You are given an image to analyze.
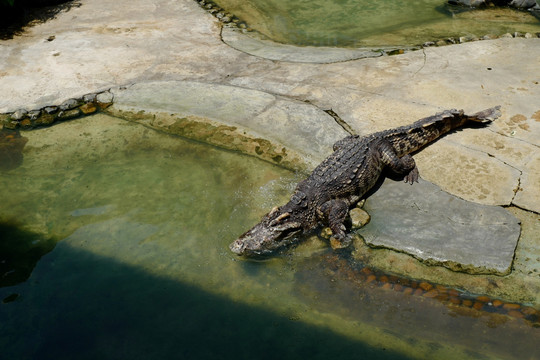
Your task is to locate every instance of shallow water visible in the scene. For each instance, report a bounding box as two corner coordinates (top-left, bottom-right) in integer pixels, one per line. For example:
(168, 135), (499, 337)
(0, 115), (538, 359)
(214, 0), (540, 47)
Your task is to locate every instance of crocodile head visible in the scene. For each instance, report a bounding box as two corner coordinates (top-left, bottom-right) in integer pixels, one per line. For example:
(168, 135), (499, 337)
(229, 206), (303, 257)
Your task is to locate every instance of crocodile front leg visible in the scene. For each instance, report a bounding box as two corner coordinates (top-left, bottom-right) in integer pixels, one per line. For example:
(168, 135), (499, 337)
(379, 140), (419, 184)
(319, 199), (353, 249)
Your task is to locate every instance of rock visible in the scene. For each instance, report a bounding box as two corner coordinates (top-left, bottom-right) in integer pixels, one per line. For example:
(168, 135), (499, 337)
(350, 207), (370, 229)
(503, 303), (521, 310)
(320, 227), (332, 239)
(27, 110), (41, 120)
(35, 113), (56, 126)
(59, 98), (81, 111)
(436, 40), (447, 46)
(20, 119), (32, 129)
(419, 282), (433, 291)
(96, 91), (114, 106)
(79, 102), (98, 115)
(3, 121), (19, 130)
(43, 106), (58, 114)
(358, 178), (521, 275)
(57, 108), (81, 120)
(83, 93), (97, 103)
(11, 109), (27, 121)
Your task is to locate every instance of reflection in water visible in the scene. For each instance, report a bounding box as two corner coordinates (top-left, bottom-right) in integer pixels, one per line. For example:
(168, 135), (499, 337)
(0, 115), (538, 359)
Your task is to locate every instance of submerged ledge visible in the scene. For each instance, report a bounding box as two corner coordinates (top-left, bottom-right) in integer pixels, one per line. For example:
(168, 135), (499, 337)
(222, 25), (540, 64)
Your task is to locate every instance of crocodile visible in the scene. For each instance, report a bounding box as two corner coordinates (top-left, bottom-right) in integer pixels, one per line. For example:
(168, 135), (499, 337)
(230, 106), (501, 257)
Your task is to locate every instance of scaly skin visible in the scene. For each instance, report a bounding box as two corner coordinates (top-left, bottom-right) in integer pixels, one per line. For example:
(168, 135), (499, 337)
(230, 107), (501, 257)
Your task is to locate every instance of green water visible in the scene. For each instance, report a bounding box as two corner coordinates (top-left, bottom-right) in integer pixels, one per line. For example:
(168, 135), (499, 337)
(214, 0), (540, 47)
(0, 115), (538, 359)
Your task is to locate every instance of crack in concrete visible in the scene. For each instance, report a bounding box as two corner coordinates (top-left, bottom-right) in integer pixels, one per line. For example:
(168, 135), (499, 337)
(323, 108), (356, 135)
(487, 128), (540, 149)
(444, 137), (524, 207)
(413, 47), (427, 76)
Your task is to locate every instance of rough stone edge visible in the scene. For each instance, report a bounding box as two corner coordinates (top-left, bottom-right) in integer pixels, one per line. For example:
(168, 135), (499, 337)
(195, 0), (540, 63)
(0, 85), (317, 173)
(363, 239), (517, 276)
(0, 90), (113, 130)
(104, 106), (311, 172)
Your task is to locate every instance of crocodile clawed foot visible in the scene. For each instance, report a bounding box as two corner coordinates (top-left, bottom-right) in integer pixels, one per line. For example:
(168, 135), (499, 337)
(330, 233), (353, 250)
(404, 166), (419, 184)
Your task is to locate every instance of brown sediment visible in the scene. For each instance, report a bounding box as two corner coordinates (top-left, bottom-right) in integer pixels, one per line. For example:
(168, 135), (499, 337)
(320, 252), (540, 326)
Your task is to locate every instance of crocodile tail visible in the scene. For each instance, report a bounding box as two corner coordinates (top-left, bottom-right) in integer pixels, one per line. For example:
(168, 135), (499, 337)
(468, 106), (501, 123)
(384, 106), (501, 156)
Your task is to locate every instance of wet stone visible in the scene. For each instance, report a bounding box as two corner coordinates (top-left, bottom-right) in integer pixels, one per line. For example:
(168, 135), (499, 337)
(80, 102), (98, 115)
(57, 108), (81, 120)
(20, 119), (32, 129)
(357, 178), (521, 275)
(28, 110), (41, 120)
(35, 113), (56, 126)
(59, 98), (81, 111)
(11, 109), (27, 121)
(43, 106), (58, 115)
(350, 207), (370, 229)
(96, 91), (114, 105)
(83, 93), (97, 103)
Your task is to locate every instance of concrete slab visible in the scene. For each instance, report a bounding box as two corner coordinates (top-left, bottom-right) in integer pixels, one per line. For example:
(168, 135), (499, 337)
(359, 178), (521, 275)
(107, 81), (348, 168)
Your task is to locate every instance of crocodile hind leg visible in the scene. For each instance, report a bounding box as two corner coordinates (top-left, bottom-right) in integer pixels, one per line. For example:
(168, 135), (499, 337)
(379, 140), (419, 184)
(319, 199), (353, 249)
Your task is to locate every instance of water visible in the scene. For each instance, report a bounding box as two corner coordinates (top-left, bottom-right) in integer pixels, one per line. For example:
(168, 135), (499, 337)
(213, 0), (540, 47)
(0, 114), (538, 359)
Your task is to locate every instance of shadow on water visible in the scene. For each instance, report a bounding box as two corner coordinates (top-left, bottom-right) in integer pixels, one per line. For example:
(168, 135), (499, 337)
(0, 222), (56, 289)
(0, 241), (411, 360)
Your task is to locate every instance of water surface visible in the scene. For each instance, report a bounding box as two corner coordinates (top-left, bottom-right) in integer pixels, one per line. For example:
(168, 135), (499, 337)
(0, 114), (538, 359)
(214, 0), (540, 47)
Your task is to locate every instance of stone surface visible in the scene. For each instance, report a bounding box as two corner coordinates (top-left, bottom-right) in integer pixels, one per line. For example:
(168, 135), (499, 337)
(513, 152), (540, 211)
(221, 26), (387, 63)
(108, 81), (348, 167)
(413, 141), (521, 205)
(350, 207), (371, 229)
(358, 178), (521, 275)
